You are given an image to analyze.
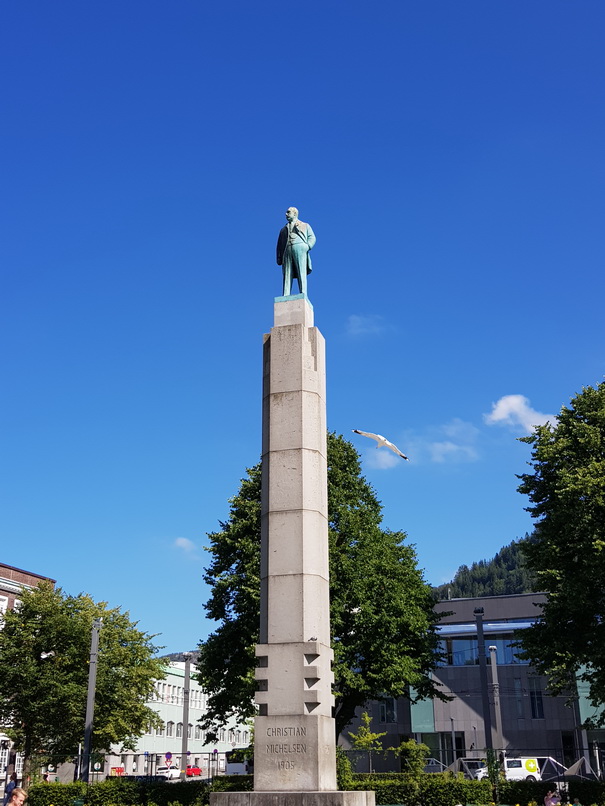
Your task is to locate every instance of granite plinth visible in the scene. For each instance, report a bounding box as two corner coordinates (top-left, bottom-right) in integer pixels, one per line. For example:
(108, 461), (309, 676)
(210, 792), (375, 806)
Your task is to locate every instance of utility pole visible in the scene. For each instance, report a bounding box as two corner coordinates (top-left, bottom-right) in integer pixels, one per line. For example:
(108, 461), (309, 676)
(474, 608), (493, 751)
(489, 645), (504, 754)
(450, 717), (457, 766)
(81, 617), (102, 782)
(180, 654), (192, 781)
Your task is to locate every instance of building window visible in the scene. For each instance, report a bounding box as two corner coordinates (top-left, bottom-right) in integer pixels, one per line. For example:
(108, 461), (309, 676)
(437, 638), (479, 666)
(195, 725), (202, 740)
(379, 698), (397, 723)
(219, 730), (226, 742)
(166, 721), (174, 737)
(529, 677), (544, 719)
(157, 723), (165, 737)
(188, 723), (192, 739)
(437, 634), (528, 666)
(177, 722), (183, 738)
(487, 636), (527, 665)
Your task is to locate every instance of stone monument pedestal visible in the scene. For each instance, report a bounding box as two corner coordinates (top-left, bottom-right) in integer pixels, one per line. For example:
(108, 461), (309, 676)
(210, 296), (374, 806)
(211, 792), (375, 806)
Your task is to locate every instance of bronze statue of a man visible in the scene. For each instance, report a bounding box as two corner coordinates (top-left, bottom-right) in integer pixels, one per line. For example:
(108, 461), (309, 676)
(276, 207), (316, 296)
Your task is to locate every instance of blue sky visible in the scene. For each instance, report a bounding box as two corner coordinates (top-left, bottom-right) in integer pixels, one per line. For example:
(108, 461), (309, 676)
(2, 1), (604, 655)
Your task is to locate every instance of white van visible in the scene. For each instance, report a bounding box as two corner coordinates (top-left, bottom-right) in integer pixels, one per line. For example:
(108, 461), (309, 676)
(476, 756), (541, 782)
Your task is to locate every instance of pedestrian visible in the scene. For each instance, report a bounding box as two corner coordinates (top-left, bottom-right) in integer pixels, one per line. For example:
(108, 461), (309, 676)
(7, 788), (26, 806)
(544, 789), (561, 806)
(2, 774), (17, 806)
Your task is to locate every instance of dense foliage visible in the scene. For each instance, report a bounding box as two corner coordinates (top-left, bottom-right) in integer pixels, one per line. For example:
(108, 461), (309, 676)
(28, 774), (605, 806)
(197, 431), (444, 738)
(433, 537), (536, 600)
(0, 584), (165, 777)
(517, 381), (605, 717)
(26, 778), (212, 806)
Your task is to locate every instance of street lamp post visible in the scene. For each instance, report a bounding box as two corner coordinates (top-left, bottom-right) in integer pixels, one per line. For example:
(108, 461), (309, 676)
(81, 618), (102, 783)
(450, 717), (457, 766)
(474, 608), (493, 751)
(180, 654), (193, 781)
(488, 645), (504, 754)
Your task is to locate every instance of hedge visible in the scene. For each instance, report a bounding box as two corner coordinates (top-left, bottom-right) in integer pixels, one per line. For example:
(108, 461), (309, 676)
(25, 773), (605, 806)
(27, 779), (210, 806)
(351, 773), (493, 805)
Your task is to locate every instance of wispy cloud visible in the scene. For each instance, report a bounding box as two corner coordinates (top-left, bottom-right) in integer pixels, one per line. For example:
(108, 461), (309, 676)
(359, 418), (480, 468)
(484, 394), (555, 432)
(174, 537), (197, 554)
(345, 314), (388, 338)
(404, 418), (481, 465)
(364, 447), (401, 470)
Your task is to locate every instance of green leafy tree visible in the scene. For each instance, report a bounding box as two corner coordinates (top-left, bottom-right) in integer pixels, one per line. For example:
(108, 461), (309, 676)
(517, 381), (605, 714)
(347, 711), (386, 773)
(389, 738), (429, 778)
(0, 583), (165, 779)
(197, 432), (444, 739)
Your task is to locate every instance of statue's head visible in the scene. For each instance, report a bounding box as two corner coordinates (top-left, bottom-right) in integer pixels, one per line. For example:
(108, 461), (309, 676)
(285, 207), (298, 222)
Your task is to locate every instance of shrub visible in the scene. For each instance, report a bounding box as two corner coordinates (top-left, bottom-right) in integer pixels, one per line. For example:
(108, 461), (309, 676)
(208, 775), (253, 793)
(351, 773), (419, 805)
(28, 782), (86, 806)
(417, 774), (492, 806)
(27, 780), (211, 806)
(336, 747), (354, 791)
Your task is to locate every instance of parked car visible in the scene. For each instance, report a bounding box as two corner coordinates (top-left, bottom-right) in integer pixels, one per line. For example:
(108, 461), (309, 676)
(186, 765), (202, 777)
(156, 765), (181, 780)
(476, 756), (541, 782)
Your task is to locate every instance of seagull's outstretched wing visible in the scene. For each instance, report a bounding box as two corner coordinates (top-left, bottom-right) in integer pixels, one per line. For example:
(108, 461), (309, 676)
(352, 429), (409, 461)
(382, 438), (409, 461)
(352, 429), (382, 443)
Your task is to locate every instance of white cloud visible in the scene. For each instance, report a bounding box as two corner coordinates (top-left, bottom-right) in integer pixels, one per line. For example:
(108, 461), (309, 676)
(402, 418), (481, 465)
(345, 314), (387, 338)
(358, 418), (480, 468)
(484, 394), (555, 432)
(364, 447), (401, 470)
(429, 440), (479, 463)
(174, 537), (197, 553)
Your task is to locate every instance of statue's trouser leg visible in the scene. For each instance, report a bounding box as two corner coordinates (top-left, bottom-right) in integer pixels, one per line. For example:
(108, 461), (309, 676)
(282, 262), (292, 296)
(291, 245), (308, 295)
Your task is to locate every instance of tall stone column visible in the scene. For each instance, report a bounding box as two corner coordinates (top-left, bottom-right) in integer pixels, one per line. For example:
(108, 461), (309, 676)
(254, 296), (335, 791)
(210, 295), (374, 806)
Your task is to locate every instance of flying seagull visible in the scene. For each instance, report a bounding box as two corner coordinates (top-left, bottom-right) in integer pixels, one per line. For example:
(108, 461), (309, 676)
(352, 429), (410, 461)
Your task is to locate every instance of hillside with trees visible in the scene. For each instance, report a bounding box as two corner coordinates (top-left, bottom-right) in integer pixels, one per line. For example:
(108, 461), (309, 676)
(433, 536), (536, 600)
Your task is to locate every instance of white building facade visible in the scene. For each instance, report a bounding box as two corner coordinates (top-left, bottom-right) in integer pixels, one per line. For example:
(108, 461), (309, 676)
(106, 661), (251, 778)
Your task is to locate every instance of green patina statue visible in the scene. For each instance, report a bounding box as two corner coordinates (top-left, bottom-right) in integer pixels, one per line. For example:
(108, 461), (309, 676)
(276, 207), (316, 296)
